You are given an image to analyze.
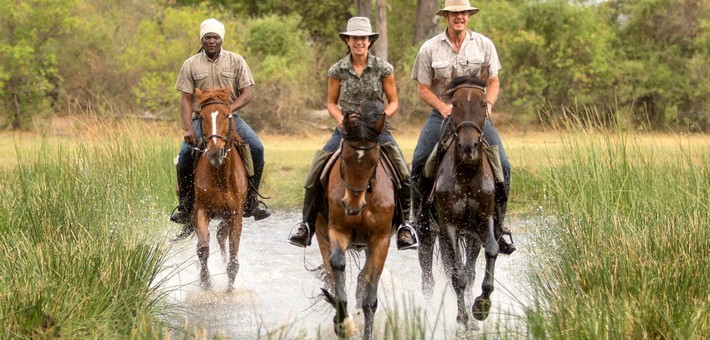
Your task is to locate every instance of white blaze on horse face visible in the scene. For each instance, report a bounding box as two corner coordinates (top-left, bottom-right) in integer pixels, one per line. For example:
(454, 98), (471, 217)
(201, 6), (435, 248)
(210, 111), (219, 143)
(356, 149), (365, 162)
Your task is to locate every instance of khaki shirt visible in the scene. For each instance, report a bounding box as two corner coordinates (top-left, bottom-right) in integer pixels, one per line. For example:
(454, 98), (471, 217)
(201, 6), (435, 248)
(328, 53), (393, 113)
(174, 50), (255, 112)
(411, 29), (501, 100)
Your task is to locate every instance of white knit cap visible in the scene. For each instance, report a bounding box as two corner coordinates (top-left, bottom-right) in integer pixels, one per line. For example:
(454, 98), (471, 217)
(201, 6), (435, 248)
(200, 18), (225, 41)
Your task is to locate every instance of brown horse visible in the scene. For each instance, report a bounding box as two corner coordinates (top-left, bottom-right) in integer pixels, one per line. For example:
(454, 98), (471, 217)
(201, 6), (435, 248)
(191, 85), (249, 292)
(418, 76), (500, 329)
(316, 101), (394, 340)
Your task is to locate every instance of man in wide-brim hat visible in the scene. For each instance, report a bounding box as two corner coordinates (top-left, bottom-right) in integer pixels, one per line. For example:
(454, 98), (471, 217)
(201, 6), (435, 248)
(410, 0), (517, 255)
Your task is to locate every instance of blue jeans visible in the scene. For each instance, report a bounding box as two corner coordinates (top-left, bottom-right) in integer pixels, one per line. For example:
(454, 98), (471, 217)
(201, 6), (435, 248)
(411, 110), (510, 190)
(322, 127), (397, 152)
(177, 112), (265, 187)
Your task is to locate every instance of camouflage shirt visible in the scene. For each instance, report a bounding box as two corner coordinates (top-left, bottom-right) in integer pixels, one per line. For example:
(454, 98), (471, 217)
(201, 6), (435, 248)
(174, 50), (255, 112)
(411, 29), (501, 100)
(328, 53), (393, 113)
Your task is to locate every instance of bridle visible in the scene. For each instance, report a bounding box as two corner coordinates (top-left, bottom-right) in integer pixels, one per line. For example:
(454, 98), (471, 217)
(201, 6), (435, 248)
(194, 100), (235, 161)
(339, 141), (380, 194)
(445, 85), (489, 146)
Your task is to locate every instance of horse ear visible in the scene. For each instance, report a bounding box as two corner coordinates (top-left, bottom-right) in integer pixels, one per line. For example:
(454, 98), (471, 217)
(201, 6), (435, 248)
(194, 88), (203, 99)
(374, 110), (385, 131)
(479, 68), (490, 82)
(451, 68), (459, 80)
(225, 85), (232, 96)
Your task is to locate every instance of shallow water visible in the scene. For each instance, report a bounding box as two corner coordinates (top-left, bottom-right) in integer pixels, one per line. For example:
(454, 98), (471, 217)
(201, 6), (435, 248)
(157, 211), (531, 339)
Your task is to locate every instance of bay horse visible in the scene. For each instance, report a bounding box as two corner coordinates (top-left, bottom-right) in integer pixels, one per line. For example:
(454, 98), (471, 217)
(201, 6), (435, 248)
(191, 85), (249, 292)
(418, 76), (500, 329)
(316, 101), (394, 340)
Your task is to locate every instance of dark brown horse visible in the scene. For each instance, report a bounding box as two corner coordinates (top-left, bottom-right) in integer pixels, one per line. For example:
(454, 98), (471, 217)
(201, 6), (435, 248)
(316, 101), (394, 340)
(418, 76), (500, 329)
(191, 86), (249, 292)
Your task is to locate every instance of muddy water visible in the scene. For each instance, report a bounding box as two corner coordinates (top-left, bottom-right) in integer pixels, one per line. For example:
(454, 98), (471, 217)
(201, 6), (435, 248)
(158, 211), (531, 339)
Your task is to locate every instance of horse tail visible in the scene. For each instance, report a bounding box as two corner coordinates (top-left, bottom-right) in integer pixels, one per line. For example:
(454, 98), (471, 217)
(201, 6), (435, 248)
(321, 287), (336, 308)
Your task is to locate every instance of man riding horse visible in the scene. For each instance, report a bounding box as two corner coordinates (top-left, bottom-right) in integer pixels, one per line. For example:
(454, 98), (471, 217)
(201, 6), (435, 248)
(410, 0), (515, 255)
(171, 18), (271, 240)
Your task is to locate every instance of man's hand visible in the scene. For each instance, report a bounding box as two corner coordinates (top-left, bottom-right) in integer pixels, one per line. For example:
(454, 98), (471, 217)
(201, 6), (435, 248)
(183, 128), (196, 146)
(439, 103), (453, 118)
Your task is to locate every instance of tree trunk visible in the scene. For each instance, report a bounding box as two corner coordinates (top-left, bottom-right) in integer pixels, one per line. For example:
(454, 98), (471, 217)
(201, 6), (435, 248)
(355, 0), (372, 18)
(414, 0), (440, 43)
(372, 0), (388, 60)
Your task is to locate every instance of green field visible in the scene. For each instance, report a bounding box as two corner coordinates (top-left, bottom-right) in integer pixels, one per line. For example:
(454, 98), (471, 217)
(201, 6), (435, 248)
(0, 117), (707, 337)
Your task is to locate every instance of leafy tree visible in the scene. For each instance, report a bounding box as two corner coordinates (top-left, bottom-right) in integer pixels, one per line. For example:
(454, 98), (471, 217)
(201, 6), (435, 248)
(242, 14), (321, 133)
(492, 0), (617, 120)
(0, 0), (78, 129)
(611, 0), (710, 129)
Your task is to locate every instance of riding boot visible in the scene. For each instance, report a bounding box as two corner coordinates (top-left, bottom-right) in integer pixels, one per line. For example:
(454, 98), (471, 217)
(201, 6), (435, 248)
(170, 165), (195, 241)
(396, 180), (419, 250)
(243, 165), (271, 221)
(288, 186), (320, 248)
(494, 182), (516, 255)
(243, 178), (271, 221)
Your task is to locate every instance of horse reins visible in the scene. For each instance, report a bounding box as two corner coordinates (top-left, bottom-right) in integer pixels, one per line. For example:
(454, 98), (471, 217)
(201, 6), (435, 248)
(339, 141), (379, 194)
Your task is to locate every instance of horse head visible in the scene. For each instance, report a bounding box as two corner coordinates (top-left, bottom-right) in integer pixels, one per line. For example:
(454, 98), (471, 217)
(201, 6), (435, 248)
(195, 85), (238, 167)
(444, 76), (488, 164)
(339, 100), (385, 216)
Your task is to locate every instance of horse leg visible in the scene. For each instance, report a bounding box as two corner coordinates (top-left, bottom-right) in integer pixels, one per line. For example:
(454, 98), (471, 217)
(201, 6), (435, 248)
(473, 216), (498, 321)
(357, 235), (389, 340)
(328, 231), (354, 338)
(217, 220), (229, 263)
(439, 227), (469, 328)
(464, 236), (482, 301)
(417, 219), (436, 300)
(226, 216), (243, 293)
(195, 210), (211, 289)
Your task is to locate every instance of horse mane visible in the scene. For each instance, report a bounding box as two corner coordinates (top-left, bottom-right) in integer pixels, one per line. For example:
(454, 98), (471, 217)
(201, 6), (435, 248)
(341, 100), (387, 143)
(198, 87), (231, 107)
(442, 76), (487, 100)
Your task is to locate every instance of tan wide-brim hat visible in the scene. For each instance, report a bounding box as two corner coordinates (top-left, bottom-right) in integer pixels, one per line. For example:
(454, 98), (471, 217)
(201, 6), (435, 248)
(339, 17), (379, 45)
(436, 0), (480, 16)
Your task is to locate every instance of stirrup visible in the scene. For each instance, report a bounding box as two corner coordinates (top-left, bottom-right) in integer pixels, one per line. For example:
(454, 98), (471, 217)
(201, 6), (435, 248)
(396, 222), (419, 250)
(287, 222), (312, 248)
(170, 223), (195, 242)
(497, 234), (516, 255)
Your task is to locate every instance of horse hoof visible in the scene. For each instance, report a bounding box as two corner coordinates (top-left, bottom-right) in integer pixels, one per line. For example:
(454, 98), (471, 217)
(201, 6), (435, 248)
(472, 297), (491, 321)
(334, 315), (355, 338)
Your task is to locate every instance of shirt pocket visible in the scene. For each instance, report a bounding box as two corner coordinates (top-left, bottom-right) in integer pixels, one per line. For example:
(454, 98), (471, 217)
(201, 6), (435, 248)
(432, 60), (452, 81)
(462, 54), (485, 77)
(193, 72), (208, 81)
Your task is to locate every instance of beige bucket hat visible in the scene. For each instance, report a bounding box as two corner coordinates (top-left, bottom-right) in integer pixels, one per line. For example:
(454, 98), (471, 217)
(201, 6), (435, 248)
(436, 0), (480, 16)
(339, 17), (379, 44)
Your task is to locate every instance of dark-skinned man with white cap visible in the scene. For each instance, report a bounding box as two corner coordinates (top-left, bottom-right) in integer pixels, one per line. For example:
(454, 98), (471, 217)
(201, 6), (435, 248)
(170, 18), (270, 240)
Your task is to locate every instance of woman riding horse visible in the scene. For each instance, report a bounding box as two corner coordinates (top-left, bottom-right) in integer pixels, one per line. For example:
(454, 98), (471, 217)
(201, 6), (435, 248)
(316, 100), (395, 340)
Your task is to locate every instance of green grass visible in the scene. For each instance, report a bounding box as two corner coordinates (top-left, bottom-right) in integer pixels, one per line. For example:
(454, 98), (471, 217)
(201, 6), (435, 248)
(0, 115), (707, 337)
(521, 128), (709, 338)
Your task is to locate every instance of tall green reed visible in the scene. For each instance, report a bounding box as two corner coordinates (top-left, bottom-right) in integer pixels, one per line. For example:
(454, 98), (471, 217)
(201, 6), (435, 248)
(524, 109), (708, 338)
(0, 118), (178, 337)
